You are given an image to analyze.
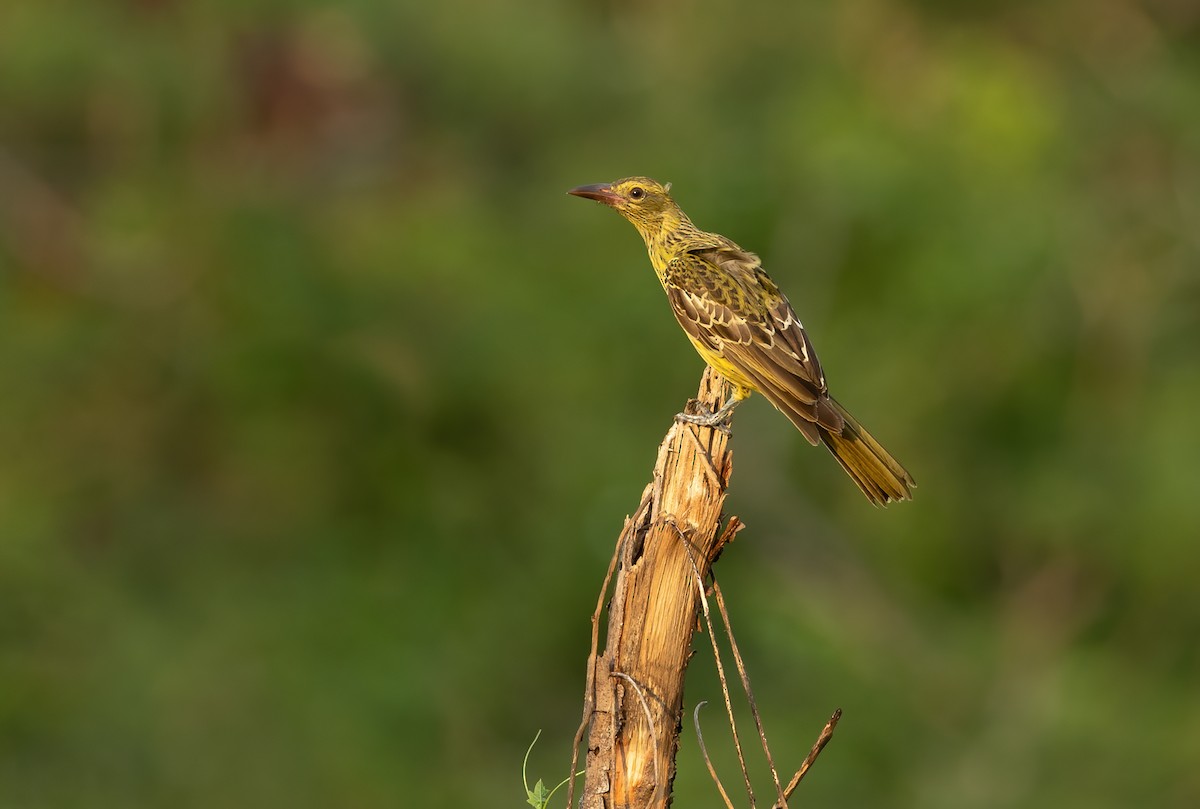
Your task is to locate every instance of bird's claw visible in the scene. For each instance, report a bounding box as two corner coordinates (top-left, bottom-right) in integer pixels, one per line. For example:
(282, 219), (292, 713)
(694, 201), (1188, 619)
(675, 408), (732, 435)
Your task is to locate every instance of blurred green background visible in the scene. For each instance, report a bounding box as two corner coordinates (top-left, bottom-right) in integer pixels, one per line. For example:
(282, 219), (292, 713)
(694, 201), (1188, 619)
(2, 0), (1199, 806)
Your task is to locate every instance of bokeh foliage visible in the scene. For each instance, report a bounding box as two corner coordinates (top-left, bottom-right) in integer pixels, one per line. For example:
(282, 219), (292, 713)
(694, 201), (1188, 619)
(2, 0), (1199, 806)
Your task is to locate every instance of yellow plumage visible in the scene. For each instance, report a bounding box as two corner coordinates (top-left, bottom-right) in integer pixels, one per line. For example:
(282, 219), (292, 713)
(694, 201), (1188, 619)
(569, 177), (915, 505)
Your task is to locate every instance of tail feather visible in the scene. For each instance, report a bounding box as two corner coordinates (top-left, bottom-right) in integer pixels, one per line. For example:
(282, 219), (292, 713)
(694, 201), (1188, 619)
(817, 398), (914, 506)
(743, 370), (915, 505)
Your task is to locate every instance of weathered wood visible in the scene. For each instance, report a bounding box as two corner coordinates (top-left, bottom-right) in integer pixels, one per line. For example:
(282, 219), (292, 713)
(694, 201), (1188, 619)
(579, 368), (737, 809)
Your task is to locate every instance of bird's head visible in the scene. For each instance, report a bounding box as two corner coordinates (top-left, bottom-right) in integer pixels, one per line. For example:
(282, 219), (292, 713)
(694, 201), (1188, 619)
(568, 177), (683, 239)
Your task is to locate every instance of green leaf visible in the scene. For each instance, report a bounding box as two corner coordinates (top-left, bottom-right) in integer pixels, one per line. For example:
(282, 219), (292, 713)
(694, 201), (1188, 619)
(526, 778), (552, 808)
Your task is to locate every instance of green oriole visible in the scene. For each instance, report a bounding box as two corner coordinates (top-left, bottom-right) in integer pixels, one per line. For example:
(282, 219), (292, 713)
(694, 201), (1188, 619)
(569, 176), (914, 505)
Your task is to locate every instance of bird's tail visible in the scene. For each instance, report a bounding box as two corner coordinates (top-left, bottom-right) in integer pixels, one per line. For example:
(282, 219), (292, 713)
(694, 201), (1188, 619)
(818, 398), (915, 506)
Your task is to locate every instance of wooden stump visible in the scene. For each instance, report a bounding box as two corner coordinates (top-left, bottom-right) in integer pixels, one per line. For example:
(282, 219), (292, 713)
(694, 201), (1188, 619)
(578, 368), (738, 809)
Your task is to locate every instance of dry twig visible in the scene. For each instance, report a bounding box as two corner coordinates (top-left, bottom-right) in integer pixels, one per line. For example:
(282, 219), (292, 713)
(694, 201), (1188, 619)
(692, 701), (737, 809)
(566, 538), (622, 809)
(678, 525), (757, 808)
(774, 709), (843, 808)
(613, 672), (662, 807)
(713, 581), (789, 807)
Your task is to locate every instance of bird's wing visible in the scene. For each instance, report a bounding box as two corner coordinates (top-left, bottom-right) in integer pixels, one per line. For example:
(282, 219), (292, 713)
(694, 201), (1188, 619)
(664, 246), (843, 432)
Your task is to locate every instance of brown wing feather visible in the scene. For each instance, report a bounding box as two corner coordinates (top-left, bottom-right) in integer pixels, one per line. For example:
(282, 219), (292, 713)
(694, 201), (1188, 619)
(665, 249), (843, 433)
(662, 243), (914, 504)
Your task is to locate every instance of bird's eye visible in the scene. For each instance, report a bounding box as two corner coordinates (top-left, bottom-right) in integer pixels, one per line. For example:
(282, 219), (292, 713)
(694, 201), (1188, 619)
(629, 186), (645, 200)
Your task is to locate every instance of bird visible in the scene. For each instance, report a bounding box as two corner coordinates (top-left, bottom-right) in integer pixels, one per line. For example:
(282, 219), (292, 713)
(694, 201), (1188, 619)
(568, 176), (915, 505)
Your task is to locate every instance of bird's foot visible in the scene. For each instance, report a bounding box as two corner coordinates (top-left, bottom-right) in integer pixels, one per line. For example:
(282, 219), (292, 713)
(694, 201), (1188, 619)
(675, 409), (732, 434)
(674, 396), (741, 434)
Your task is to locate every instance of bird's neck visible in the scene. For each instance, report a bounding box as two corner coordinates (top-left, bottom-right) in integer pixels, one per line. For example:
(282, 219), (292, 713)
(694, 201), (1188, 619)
(639, 209), (700, 265)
